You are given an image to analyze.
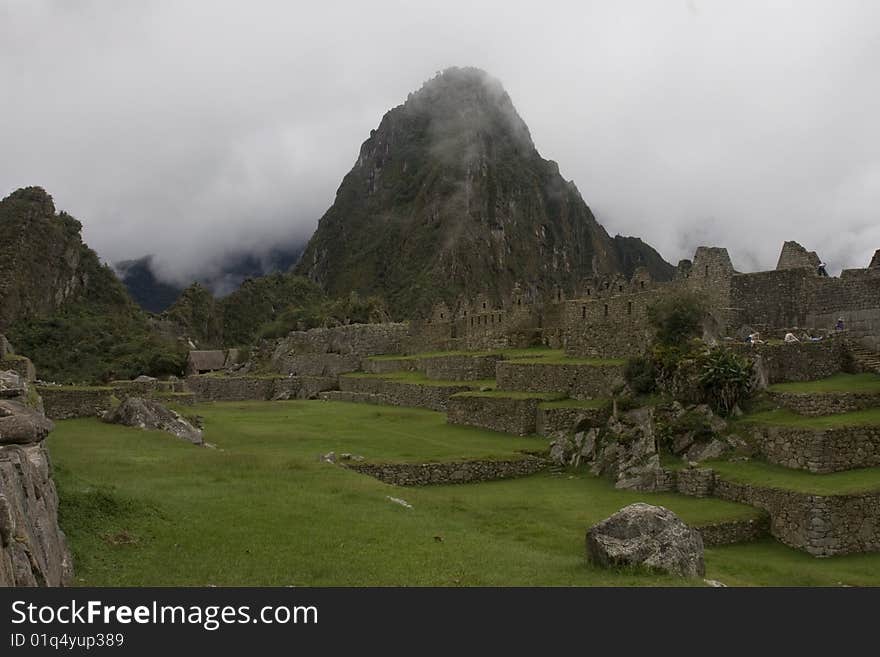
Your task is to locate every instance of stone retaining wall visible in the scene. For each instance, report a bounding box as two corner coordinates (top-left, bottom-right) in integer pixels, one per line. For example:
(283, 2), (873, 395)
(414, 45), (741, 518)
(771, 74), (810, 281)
(713, 478), (880, 557)
(362, 354), (501, 381)
(319, 391), (385, 405)
(109, 379), (185, 396)
(535, 405), (610, 437)
(185, 375), (336, 402)
(769, 391), (880, 416)
(676, 467), (716, 497)
(154, 392), (196, 407)
(0, 356), (35, 382)
(38, 386), (114, 420)
(271, 353), (362, 377)
(338, 377), (471, 412)
(272, 323), (410, 359)
(696, 516), (771, 547)
(345, 457), (547, 486)
(361, 358), (418, 375)
(496, 362), (624, 399)
(420, 354), (502, 381)
(733, 340), (848, 384)
(446, 394), (545, 436)
(750, 425), (880, 473)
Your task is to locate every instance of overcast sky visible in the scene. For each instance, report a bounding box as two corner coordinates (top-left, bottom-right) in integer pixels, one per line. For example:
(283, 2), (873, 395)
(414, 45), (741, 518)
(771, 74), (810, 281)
(2, 0), (879, 284)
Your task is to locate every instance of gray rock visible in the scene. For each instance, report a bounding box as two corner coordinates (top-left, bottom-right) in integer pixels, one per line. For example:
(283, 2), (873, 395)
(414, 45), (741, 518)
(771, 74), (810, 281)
(586, 503), (705, 577)
(686, 438), (729, 463)
(0, 334), (13, 359)
(0, 443), (73, 586)
(102, 397), (203, 445)
(593, 408), (666, 491)
(134, 375), (157, 382)
(0, 400), (54, 445)
(691, 404), (727, 433)
(549, 435), (574, 466)
(672, 431), (696, 455)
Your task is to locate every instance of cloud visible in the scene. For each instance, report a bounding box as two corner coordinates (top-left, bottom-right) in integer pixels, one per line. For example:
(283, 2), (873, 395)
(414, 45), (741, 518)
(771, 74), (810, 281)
(1, 0), (879, 284)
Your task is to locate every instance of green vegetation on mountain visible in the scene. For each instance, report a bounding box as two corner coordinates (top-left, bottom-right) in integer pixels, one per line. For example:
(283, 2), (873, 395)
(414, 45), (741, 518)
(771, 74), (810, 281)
(162, 273), (388, 347)
(0, 187), (185, 382)
(296, 67), (673, 318)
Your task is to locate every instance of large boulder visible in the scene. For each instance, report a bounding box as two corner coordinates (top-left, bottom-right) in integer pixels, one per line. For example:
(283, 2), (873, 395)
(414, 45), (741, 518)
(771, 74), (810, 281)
(0, 400), (54, 445)
(0, 443), (73, 586)
(586, 503), (705, 577)
(103, 397), (203, 445)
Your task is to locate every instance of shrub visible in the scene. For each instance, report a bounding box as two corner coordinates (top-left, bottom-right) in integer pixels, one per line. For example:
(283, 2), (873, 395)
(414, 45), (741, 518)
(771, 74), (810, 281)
(648, 293), (705, 347)
(697, 348), (753, 415)
(624, 355), (656, 394)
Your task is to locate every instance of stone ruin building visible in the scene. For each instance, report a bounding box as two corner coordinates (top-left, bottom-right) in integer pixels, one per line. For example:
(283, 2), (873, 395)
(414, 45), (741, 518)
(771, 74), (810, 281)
(410, 241), (880, 358)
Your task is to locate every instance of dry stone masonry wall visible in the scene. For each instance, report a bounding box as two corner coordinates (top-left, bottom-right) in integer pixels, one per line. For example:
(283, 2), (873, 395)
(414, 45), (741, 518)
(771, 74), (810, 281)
(769, 391), (880, 416)
(535, 405), (610, 437)
(446, 394), (546, 436)
(496, 362), (623, 399)
(38, 386), (114, 420)
(345, 457), (547, 486)
(185, 375), (335, 402)
(338, 377), (472, 412)
(713, 479), (880, 557)
(749, 425), (880, 473)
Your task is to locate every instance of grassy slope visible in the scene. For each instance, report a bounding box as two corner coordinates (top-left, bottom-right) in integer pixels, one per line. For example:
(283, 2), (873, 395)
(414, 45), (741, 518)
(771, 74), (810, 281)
(343, 371), (495, 388)
(768, 373), (880, 394)
(367, 347), (562, 361)
(45, 400), (827, 587)
(738, 408), (880, 428)
(454, 390), (563, 400)
(367, 347), (624, 367)
(707, 460), (880, 495)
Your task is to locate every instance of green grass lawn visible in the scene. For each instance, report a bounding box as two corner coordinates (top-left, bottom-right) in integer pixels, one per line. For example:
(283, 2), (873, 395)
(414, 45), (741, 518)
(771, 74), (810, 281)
(453, 390), (564, 400)
(342, 371), (495, 389)
(737, 407), (880, 428)
(768, 373), (880, 394)
(505, 354), (626, 366)
(366, 347), (623, 366)
(705, 459), (880, 495)
(46, 400), (880, 586)
(368, 347), (561, 362)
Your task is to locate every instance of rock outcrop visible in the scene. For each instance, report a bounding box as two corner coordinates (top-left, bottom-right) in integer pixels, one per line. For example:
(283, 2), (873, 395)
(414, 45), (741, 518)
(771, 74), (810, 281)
(0, 400), (54, 444)
(588, 408), (668, 491)
(102, 397), (203, 444)
(0, 397), (72, 586)
(586, 503), (705, 577)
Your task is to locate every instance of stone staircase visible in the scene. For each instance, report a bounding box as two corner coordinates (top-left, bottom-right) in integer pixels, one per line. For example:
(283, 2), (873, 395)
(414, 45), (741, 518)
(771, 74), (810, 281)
(849, 344), (880, 373)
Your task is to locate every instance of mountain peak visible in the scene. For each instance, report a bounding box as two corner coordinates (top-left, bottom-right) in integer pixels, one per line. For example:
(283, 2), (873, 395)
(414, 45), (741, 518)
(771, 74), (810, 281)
(2, 186), (56, 216)
(295, 70), (672, 316)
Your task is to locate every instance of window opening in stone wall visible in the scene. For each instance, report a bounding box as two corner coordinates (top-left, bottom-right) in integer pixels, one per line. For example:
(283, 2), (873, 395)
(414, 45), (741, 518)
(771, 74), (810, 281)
(604, 304), (609, 317)
(582, 306), (586, 319)
(627, 301), (632, 315)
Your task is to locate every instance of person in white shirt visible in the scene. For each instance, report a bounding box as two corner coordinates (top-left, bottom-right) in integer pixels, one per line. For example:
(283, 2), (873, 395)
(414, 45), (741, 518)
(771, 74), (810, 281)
(784, 332), (800, 343)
